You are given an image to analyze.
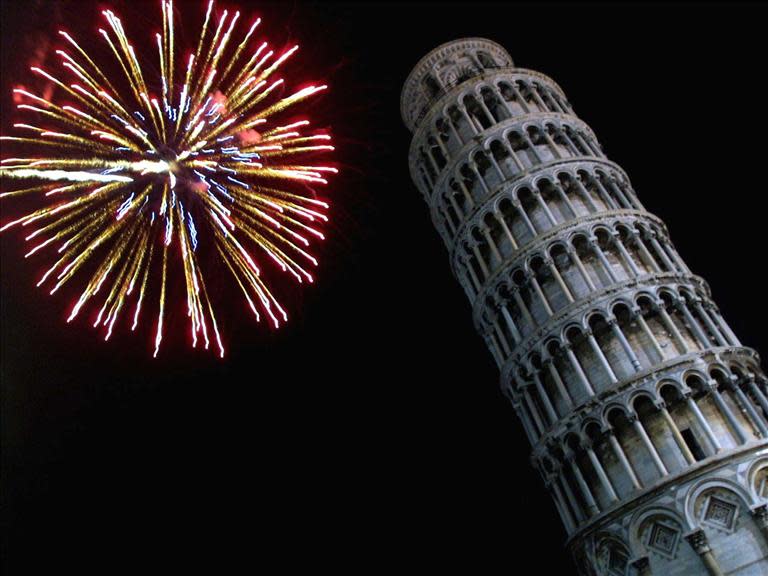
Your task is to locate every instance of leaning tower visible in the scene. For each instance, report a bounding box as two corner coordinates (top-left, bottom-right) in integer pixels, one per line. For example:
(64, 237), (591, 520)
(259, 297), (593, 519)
(402, 38), (768, 575)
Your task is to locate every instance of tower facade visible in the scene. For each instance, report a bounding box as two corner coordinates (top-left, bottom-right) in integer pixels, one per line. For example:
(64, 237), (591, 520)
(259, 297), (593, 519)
(402, 38), (768, 575)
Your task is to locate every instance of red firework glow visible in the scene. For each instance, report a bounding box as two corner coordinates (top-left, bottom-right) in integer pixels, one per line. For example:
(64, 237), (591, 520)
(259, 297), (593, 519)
(0, 0), (336, 358)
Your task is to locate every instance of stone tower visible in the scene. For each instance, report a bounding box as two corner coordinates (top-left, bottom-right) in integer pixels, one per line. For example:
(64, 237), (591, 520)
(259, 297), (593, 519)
(401, 38), (768, 575)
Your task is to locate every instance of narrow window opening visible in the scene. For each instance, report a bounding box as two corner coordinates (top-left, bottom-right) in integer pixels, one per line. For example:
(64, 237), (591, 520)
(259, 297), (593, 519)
(681, 428), (706, 461)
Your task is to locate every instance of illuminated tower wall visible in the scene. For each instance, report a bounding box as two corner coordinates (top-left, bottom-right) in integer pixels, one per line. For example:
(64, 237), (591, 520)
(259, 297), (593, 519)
(402, 38), (768, 575)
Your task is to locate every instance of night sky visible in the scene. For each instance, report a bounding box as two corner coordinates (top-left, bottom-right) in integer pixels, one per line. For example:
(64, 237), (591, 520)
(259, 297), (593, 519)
(2, 1), (767, 572)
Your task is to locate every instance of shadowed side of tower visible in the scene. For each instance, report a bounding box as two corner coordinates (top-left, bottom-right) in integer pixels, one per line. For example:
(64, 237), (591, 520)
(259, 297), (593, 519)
(402, 38), (768, 576)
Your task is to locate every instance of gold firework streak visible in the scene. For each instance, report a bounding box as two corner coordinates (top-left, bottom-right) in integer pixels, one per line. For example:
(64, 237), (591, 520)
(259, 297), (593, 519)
(0, 0), (336, 357)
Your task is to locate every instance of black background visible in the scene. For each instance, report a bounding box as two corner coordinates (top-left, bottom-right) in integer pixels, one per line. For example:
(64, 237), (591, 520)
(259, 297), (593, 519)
(2, 1), (767, 572)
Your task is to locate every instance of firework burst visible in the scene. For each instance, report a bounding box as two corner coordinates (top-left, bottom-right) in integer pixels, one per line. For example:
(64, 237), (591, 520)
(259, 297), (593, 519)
(0, 0), (336, 357)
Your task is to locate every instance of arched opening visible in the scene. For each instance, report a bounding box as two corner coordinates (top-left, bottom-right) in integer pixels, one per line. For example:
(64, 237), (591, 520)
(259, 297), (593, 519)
(566, 325), (604, 393)
(531, 255), (566, 313)
(427, 135), (446, 170)
(595, 227), (628, 283)
(500, 282), (531, 338)
(572, 234), (602, 290)
(596, 170), (628, 209)
(471, 227), (493, 276)
(435, 116), (458, 156)
(633, 394), (685, 475)
(617, 224), (650, 276)
(638, 226), (672, 272)
(476, 51), (497, 69)
(489, 139), (519, 179)
(607, 407), (655, 487)
(545, 122), (573, 157)
(686, 373), (739, 451)
(448, 179), (468, 217)
(547, 242), (581, 300)
(418, 148), (437, 184)
(556, 172), (588, 216)
(497, 81), (525, 115)
(564, 125), (591, 156)
(513, 268), (546, 327)
(462, 93), (492, 131)
(612, 302), (649, 371)
(517, 187), (546, 234)
(516, 80), (542, 112)
(537, 178), (566, 224)
(636, 294), (673, 362)
(484, 212), (509, 260)
(659, 291), (699, 352)
(473, 149), (498, 191)
(661, 383), (707, 462)
(527, 125), (553, 163)
(712, 368), (762, 441)
(733, 365), (768, 422)
(508, 129), (535, 170)
(585, 313), (622, 386)
(480, 86), (508, 123)
(447, 104), (472, 142)
(464, 241), (486, 285)
(530, 352), (562, 420)
(460, 163), (481, 200)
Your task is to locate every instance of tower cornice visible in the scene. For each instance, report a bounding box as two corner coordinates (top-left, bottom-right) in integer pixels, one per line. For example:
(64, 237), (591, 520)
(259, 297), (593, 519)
(444, 159), (634, 264)
(492, 272), (712, 369)
(410, 111), (599, 202)
(465, 209), (672, 310)
(519, 346), (761, 445)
